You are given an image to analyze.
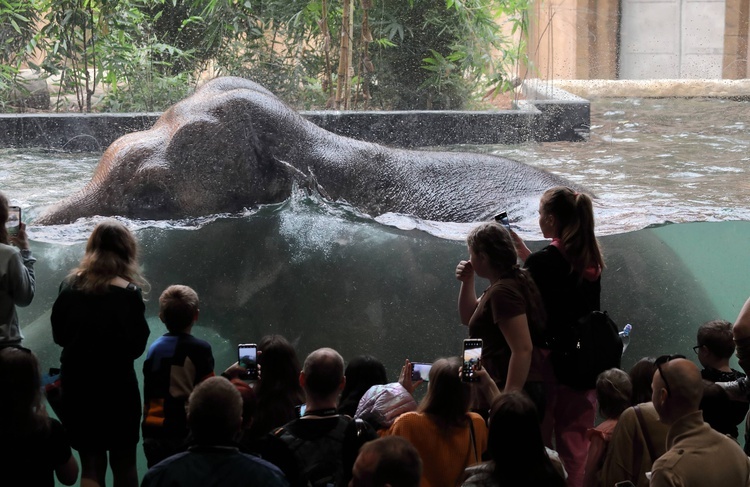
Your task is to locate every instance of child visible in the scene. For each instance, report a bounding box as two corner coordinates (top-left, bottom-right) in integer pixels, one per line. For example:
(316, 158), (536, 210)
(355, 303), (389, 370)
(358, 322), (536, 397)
(583, 368), (632, 487)
(142, 285), (215, 467)
(695, 319), (749, 439)
(0, 347), (79, 486)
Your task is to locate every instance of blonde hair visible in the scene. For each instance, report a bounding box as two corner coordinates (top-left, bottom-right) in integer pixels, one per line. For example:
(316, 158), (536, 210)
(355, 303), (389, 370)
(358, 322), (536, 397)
(68, 220), (148, 294)
(541, 187), (604, 273)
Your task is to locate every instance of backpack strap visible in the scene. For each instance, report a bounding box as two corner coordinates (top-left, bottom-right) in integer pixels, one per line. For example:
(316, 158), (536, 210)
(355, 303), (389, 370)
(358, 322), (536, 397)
(468, 415), (478, 464)
(633, 404), (657, 463)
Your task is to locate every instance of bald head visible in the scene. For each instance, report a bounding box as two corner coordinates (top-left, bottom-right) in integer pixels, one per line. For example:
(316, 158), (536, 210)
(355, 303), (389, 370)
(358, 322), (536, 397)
(652, 358), (703, 424)
(302, 347), (345, 399)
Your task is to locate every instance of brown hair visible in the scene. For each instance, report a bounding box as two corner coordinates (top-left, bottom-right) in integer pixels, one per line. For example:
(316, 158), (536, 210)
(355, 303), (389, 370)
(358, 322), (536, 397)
(697, 319), (735, 359)
(67, 220), (148, 294)
(467, 222), (546, 336)
(0, 347), (50, 438)
(418, 357), (471, 429)
(541, 187), (604, 273)
(0, 192), (9, 245)
(159, 285), (199, 332)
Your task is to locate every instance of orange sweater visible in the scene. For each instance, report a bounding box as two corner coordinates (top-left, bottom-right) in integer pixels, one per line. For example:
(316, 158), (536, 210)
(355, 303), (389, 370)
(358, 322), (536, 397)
(387, 411), (488, 487)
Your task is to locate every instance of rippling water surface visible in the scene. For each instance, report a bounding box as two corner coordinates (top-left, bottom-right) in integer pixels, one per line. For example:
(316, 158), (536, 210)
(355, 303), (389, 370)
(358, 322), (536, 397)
(2, 96), (749, 241)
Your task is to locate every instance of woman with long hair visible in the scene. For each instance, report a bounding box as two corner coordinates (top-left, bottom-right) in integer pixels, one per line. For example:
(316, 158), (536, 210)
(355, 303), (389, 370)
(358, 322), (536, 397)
(462, 391), (566, 487)
(51, 220), (150, 487)
(513, 186), (604, 487)
(0, 347), (79, 486)
(246, 334), (305, 442)
(456, 221), (546, 408)
(387, 357), (488, 487)
(0, 192), (36, 348)
(338, 355), (388, 417)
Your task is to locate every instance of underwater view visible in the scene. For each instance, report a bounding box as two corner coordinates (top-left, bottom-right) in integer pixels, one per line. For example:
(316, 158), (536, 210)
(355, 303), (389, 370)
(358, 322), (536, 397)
(1, 96), (749, 481)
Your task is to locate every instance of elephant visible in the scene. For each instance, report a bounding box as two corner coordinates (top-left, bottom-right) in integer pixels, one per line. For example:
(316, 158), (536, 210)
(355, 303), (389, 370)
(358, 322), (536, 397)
(38, 76), (580, 224)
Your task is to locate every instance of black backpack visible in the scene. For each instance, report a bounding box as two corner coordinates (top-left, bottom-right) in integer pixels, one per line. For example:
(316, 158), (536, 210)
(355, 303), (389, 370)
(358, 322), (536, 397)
(274, 416), (352, 487)
(551, 310), (623, 390)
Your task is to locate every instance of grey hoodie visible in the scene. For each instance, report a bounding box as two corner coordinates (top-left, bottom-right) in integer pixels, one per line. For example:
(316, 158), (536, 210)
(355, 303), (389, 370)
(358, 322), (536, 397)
(0, 244), (35, 345)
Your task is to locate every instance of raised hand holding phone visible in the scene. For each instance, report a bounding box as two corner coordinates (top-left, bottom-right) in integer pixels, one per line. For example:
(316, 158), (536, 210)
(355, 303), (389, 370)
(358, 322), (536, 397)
(461, 339), (483, 383)
(237, 343), (259, 380)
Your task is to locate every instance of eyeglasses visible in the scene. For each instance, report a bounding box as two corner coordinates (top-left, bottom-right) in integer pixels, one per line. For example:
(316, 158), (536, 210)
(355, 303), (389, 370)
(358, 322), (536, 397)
(692, 345), (702, 354)
(655, 354), (686, 396)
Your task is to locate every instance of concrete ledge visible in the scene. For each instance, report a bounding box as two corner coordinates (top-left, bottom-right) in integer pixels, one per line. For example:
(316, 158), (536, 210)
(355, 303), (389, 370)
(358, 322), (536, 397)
(550, 79), (750, 99)
(0, 80), (589, 150)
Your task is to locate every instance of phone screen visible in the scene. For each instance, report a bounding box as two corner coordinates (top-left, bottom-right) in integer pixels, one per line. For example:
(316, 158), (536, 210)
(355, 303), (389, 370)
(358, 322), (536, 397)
(494, 211), (510, 231)
(462, 339), (483, 382)
(411, 362), (432, 382)
(6, 206), (21, 236)
(237, 343), (258, 380)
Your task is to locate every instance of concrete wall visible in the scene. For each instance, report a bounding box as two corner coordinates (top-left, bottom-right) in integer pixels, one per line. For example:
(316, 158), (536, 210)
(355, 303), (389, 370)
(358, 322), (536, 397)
(527, 0), (750, 79)
(620, 0), (725, 78)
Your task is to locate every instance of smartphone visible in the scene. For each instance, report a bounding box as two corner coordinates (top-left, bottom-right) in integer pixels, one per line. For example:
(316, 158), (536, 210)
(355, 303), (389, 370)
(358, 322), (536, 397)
(493, 211), (510, 231)
(462, 339), (483, 382)
(296, 404), (307, 417)
(411, 362), (432, 382)
(6, 206), (21, 237)
(237, 343), (258, 380)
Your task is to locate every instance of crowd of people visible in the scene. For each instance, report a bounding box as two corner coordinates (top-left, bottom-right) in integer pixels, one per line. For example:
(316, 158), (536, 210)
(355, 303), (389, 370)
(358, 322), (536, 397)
(2, 187), (750, 487)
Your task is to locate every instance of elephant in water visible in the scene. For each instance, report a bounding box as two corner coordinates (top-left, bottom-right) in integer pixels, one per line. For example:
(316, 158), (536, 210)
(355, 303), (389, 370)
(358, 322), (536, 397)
(38, 77), (578, 224)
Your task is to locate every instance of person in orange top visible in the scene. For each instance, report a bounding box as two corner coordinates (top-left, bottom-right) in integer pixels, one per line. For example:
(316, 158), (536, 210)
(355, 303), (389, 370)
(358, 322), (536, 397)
(386, 357), (488, 487)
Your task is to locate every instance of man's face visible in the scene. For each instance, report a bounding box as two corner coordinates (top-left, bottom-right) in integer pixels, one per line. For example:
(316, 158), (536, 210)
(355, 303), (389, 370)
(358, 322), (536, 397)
(349, 450), (380, 487)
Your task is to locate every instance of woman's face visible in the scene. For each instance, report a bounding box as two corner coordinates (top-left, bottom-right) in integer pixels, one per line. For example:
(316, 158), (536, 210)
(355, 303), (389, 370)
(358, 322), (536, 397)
(468, 245), (488, 279)
(538, 200), (556, 239)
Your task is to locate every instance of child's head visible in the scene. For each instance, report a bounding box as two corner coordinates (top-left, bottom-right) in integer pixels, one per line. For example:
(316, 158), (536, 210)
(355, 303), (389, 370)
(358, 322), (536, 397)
(159, 285), (199, 333)
(696, 319), (735, 366)
(596, 368), (632, 419)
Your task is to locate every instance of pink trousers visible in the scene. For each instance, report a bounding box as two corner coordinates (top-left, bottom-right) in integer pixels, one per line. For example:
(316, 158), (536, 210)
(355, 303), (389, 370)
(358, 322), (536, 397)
(541, 374), (598, 487)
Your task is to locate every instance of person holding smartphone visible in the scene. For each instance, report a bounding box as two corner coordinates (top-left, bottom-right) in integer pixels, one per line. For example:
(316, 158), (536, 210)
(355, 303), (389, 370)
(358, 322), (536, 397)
(455, 221), (546, 409)
(511, 186), (604, 487)
(0, 192), (36, 349)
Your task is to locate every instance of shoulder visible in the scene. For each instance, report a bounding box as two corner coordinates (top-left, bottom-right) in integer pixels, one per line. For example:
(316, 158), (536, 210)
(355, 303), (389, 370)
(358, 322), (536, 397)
(468, 412), (487, 429)
(389, 411), (424, 432)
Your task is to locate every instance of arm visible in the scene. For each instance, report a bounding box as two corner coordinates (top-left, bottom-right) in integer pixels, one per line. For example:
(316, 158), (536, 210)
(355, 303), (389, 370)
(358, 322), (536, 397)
(51, 287), (72, 347)
(7, 249), (35, 307)
(733, 296), (750, 340)
(510, 230), (531, 262)
(456, 260), (478, 325)
(499, 314), (533, 392)
(126, 290), (150, 359)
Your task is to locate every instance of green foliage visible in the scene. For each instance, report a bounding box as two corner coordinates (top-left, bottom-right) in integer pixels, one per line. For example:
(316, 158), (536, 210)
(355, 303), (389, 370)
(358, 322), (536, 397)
(0, 0), (530, 112)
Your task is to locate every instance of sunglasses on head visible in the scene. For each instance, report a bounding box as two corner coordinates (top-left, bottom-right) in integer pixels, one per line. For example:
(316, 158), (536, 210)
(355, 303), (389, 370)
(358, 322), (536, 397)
(655, 354), (686, 396)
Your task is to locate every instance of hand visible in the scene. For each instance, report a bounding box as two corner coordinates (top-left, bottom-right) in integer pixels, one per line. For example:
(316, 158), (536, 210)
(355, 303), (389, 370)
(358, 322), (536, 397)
(509, 230), (530, 261)
(398, 359), (423, 394)
(223, 362), (262, 382)
(455, 260), (474, 282)
(9, 222), (30, 250)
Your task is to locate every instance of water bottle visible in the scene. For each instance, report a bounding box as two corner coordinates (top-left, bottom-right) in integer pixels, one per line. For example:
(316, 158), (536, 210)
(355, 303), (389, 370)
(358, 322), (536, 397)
(619, 324), (632, 354)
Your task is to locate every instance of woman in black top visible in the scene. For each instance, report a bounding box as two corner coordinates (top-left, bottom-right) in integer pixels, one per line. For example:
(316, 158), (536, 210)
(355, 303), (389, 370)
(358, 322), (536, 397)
(52, 220), (150, 487)
(513, 186), (604, 487)
(0, 347), (79, 486)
